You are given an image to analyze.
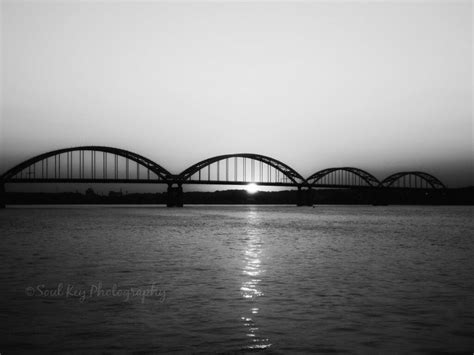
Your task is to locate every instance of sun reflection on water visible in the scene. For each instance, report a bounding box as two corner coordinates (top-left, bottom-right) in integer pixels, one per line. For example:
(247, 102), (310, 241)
(240, 209), (271, 350)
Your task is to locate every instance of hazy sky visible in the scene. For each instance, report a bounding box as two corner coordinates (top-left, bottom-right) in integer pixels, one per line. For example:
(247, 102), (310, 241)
(1, 0), (472, 187)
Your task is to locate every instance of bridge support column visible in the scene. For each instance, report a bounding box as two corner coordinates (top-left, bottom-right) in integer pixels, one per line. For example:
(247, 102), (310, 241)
(0, 182), (5, 208)
(167, 183), (183, 207)
(297, 186), (312, 206)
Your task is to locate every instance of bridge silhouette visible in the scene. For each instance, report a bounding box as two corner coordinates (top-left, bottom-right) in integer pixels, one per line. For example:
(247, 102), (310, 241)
(0, 146), (446, 207)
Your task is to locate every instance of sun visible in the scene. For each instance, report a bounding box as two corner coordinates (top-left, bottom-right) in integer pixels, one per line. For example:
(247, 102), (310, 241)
(246, 183), (259, 194)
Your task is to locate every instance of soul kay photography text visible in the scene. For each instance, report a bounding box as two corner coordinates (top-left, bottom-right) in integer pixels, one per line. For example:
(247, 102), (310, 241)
(25, 282), (166, 304)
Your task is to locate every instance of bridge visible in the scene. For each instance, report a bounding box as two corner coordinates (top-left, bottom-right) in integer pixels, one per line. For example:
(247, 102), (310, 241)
(0, 146), (447, 207)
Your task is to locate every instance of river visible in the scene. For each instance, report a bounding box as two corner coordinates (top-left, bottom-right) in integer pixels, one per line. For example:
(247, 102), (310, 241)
(0, 205), (472, 353)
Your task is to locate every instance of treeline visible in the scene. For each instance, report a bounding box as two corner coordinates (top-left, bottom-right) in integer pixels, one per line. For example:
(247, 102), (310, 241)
(3, 187), (473, 205)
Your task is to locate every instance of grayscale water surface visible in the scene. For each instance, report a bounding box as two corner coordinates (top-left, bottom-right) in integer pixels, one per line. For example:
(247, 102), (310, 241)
(0, 205), (473, 353)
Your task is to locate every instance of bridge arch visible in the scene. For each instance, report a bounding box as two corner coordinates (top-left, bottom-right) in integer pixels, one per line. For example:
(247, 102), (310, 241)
(380, 172), (446, 189)
(306, 167), (380, 187)
(178, 153), (306, 186)
(1, 146), (171, 182)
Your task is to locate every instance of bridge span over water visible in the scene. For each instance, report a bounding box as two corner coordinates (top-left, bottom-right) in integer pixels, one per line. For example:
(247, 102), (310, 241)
(0, 146), (446, 207)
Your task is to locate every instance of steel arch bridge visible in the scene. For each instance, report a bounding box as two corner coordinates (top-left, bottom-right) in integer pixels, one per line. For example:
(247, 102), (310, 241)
(0, 145), (448, 207)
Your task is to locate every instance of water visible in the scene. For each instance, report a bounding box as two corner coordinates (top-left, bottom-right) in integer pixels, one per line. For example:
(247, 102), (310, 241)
(0, 205), (473, 353)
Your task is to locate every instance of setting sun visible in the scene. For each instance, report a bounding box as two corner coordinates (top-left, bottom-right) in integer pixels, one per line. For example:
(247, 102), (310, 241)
(246, 183), (259, 194)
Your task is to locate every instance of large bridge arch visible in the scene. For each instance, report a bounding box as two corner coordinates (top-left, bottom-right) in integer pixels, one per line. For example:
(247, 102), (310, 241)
(0, 146), (171, 183)
(381, 172), (446, 189)
(178, 153), (306, 186)
(306, 167), (380, 187)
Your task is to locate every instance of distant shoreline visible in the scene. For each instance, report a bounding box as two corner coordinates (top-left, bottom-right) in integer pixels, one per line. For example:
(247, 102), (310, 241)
(3, 187), (473, 206)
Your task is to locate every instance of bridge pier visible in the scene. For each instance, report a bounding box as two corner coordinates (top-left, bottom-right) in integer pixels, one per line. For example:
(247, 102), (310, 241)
(167, 183), (183, 207)
(372, 187), (389, 206)
(297, 186), (313, 206)
(0, 182), (5, 208)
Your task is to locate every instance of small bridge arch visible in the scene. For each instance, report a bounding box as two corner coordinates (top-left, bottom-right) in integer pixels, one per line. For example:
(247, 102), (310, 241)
(306, 167), (380, 187)
(380, 172), (446, 189)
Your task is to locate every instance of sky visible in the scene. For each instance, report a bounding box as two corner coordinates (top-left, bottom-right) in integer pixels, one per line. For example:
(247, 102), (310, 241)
(1, 0), (473, 189)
